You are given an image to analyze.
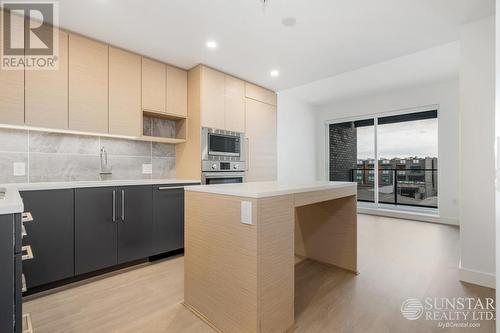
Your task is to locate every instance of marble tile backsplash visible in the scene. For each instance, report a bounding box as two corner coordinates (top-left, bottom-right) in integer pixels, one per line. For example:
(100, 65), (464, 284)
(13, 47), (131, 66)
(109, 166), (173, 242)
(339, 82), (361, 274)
(143, 116), (177, 138)
(0, 128), (176, 184)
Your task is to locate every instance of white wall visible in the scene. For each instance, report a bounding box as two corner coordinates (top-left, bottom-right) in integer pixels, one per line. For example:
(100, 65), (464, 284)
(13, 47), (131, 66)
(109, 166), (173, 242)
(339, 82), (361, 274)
(315, 79), (460, 224)
(459, 15), (495, 288)
(276, 92), (317, 182)
(495, 0), (500, 325)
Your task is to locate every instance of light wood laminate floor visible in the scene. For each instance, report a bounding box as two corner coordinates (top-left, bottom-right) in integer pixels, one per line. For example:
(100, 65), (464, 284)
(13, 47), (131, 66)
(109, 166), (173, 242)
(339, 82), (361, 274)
(24, 215), (495, 333)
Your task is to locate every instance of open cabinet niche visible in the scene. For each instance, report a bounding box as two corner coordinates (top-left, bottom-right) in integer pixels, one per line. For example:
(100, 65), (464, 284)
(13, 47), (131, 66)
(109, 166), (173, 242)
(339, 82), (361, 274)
(142, 114), (187, 143)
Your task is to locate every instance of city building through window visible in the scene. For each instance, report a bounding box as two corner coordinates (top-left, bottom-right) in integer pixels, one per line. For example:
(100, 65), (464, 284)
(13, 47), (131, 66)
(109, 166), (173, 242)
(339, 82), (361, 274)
(328, 109), (438, 209)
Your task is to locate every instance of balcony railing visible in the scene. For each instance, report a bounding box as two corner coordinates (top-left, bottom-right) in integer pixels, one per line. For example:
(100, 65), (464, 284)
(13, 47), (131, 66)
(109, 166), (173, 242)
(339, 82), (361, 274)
(350, 168), (438, 209)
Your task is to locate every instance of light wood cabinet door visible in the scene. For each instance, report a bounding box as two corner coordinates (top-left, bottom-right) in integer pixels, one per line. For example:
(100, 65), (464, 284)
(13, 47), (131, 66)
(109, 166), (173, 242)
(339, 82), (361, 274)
(142, 57), (166, 113)
(224, 75), (245, 133)
(109, 47), (141, 136)
(245, 82), (277, 106)
(0, 12), (24, 125)
(201, 66), (225, 129)
(245, 98), (277, 182)
(69, 34), (108, 133)
(166, 65), (187, 117)
(26, 29), (68, 129)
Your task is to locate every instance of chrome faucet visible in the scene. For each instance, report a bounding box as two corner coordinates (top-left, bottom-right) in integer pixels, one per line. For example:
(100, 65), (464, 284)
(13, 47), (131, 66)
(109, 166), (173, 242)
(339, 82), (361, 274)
(99, 146), (112, 175)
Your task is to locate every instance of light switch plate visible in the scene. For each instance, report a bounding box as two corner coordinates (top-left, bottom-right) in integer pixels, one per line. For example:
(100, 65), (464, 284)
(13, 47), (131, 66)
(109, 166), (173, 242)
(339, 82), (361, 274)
(13, 162), (25, 176)
(241, 201), (252, 225)
(142, 163), (153, 174)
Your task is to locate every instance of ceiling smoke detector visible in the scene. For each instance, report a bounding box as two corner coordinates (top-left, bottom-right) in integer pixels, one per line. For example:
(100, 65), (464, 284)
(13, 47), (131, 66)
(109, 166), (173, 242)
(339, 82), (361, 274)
(261, 0), (271, 7)
(282, 17), (297, 27)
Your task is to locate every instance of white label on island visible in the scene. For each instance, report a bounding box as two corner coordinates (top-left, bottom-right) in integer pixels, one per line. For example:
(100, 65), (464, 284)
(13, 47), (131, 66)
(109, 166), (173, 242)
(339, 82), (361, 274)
(241, 201), (252, 225)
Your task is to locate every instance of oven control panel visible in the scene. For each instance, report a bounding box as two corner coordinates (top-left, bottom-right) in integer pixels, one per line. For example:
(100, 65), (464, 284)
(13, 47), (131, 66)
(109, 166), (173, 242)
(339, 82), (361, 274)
(202, 160), (246, 172)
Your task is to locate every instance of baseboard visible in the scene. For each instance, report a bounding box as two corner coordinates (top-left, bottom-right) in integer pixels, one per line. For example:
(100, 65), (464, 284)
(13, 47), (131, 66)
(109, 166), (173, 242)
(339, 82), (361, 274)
(458, 263), (496, 289)
(357, 207), (459, 226)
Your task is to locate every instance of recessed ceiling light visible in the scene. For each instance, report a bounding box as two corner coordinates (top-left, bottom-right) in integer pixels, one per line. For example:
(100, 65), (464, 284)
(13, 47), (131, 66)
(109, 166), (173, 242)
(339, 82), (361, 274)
(206, 40), (217, 49)
(270, 70), (279, 77)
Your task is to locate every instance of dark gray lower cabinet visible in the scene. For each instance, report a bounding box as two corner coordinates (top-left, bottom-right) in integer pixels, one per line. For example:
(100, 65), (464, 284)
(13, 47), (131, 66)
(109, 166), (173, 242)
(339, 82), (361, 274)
(75, 186), (153, 275)
(19, 183), (191, 291)
(117, 186), (153, 264)
(75, 187), (118, 275)
(21, 190), (74, 288)
(0, 213), (22, 333)
(152, 185), (184, 255)
(0, 214), (14, 333)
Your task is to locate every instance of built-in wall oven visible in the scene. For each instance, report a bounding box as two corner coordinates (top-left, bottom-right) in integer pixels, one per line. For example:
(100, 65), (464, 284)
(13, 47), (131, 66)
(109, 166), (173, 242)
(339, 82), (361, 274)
(201, 128), (246, 184)
(202, 170), (246, 184)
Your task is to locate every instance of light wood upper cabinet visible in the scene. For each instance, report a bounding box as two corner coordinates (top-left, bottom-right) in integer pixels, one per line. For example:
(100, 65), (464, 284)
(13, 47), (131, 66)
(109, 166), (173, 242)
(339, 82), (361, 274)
(0, 12), (24, 125)
(224, 75), (245, 133)
(245, 82), (277, 107)
(200, 66), (225, 129)
(245, 98), (277, 182)
(109, 47), (141, 136)
(0, 67), (24, 125)
(142, 57), (166, 113)
(69, 34), (109, 133)
(166, 65), (187, 117)
(26, 29), (68, 129)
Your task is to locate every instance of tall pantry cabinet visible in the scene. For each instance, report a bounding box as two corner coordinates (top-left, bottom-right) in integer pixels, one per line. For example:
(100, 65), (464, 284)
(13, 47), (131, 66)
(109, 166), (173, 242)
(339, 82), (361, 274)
(176, 65), (277, 182)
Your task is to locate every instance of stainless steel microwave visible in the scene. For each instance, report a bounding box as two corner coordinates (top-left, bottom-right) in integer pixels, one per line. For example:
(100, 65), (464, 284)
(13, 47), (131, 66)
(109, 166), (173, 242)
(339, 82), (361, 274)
(201, 127), (246, 161)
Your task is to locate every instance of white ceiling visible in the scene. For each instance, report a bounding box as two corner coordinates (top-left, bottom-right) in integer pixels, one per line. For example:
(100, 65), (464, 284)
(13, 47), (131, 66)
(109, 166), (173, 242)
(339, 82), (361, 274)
(284, 41), (460, 106)
(54, 0), (494, 91)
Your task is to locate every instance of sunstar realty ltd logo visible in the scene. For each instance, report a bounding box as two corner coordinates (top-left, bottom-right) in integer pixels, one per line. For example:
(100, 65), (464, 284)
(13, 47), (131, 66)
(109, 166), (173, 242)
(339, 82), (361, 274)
(401, 297), (495, 328)
(1, 1), (59, 70)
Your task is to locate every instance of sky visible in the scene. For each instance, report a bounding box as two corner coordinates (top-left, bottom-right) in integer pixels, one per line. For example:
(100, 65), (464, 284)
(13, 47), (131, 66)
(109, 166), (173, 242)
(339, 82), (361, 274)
(357, 118), (438, 159)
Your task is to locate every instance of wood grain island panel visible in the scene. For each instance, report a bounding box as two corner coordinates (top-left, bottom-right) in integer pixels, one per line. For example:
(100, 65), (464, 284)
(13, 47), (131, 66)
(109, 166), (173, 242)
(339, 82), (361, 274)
(184, 181), (357, 333)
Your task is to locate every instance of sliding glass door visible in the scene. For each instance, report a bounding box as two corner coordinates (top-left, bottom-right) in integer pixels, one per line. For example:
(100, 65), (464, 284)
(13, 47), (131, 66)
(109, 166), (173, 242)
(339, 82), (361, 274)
(329, 119), (375, 202)
(328, 109), (438, 210)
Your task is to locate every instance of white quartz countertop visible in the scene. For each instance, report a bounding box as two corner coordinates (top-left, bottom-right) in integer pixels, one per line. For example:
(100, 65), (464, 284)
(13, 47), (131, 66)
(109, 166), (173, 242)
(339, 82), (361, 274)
(0, 185), (24, 215)
(185, 181), (356, 198)
(0, 179), (200, 215)
(6, 179), (200, 191)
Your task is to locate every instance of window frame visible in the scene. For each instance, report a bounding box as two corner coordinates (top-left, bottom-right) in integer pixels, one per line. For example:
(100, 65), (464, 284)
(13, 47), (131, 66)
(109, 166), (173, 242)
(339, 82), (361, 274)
(324, 104), (439, 211)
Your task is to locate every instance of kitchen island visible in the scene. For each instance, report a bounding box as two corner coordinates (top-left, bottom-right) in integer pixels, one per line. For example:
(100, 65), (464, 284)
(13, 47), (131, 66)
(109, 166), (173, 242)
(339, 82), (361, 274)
(183, 181), (357, 333)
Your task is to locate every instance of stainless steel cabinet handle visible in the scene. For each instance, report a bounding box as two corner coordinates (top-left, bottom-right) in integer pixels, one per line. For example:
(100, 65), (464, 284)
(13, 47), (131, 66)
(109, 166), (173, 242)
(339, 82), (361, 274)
(246, 138), (250, 171)
(22, 245), (33, 261)
(121, 190), (125, 221)
(158, 186), (185, 190)
(22, 274), (27, 292)
(112, 190), (116, 222)
(22, 212), (33, 223)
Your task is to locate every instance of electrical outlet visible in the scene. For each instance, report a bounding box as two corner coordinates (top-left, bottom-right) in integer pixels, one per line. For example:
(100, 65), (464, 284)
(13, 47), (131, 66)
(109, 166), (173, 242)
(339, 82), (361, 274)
(241, 201), (252, 225)
(13, 162), (25, 176)
(142, 163), (153, 174)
